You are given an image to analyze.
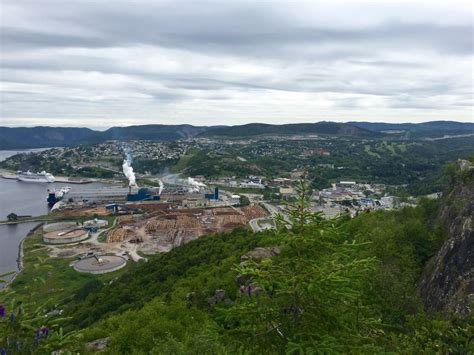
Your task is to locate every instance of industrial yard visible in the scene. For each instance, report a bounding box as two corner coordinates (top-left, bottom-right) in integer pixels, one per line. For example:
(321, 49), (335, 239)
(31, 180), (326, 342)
(39, 203), (269, 273)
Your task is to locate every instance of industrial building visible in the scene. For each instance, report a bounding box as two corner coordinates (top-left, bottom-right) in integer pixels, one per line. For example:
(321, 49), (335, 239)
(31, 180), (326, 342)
(48, 184), (223, 210)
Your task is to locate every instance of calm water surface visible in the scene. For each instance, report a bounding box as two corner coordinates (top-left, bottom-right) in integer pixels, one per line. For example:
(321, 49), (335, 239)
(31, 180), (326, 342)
(0, 150), (109, 282)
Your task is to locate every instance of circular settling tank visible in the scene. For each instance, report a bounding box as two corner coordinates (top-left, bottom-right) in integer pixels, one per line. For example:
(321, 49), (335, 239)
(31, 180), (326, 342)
(43, 228), (89, 244)
(43, 221), (79, 233)
(73, 255), (127, 274)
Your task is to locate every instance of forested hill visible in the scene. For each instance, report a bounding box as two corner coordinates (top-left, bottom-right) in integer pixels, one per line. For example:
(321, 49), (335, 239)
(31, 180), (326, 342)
(0, 122), (374, 149)
(0, 126), (95, 149)
(100, 124), (208, 142)
(0, 125), (209, 149)
(198, 122), (376, 137)
(349, 120), (474, 137)
(1, 121), (471, 149)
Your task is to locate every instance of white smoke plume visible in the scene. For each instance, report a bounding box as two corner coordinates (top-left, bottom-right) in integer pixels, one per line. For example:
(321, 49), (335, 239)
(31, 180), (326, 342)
(187, 177), (206, 192)
(123, 159), (137, 187)
(121, 146), (138, 187)
(161, 174), (206, 192)
(158, 179), (164, 195)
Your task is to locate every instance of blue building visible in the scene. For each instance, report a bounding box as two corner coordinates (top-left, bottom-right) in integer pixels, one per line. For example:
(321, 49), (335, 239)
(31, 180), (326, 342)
(127, 188), (161, 202)
(205, 187), (219, 200)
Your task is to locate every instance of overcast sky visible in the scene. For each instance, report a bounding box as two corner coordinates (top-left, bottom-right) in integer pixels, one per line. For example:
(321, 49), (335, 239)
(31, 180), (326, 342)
(0, 0), (473, 128)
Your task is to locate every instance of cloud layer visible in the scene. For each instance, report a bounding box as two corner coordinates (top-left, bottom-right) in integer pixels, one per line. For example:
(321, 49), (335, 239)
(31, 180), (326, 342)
(1, 0), (473, 127)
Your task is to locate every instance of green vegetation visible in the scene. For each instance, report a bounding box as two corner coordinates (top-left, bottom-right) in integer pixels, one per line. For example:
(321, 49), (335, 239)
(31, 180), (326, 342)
(170, 148), (199, 173)
(74, 166), (116, 179)
(364, 144), (381, 158)
(6, 213), (18, 222)
(1, 227), (126, 314)
(1, 160), (473, 353)
(2, 172), (472, 353)
(2, 132), (472, 197)
(199, 122), (375, 138)
(0, 225), (127, 353)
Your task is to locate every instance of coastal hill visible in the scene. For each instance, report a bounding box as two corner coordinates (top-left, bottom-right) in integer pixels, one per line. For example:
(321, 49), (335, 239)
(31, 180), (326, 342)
(0, 126), (95, 150)
(0, 125), (209, 149)
(349, 121), (474, 137)
(197, 121), (375, 138)
(1, 121), (473, 149)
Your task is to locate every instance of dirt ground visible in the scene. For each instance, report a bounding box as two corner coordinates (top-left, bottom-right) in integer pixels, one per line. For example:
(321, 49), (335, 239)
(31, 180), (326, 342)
(45, 204), (269, 261)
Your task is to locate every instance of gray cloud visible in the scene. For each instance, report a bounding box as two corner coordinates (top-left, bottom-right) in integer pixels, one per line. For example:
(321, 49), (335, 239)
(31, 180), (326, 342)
(1, 0), (473, 126)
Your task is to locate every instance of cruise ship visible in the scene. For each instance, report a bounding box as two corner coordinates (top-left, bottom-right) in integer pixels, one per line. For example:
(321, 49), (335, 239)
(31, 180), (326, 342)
(17, 170), (55, 183)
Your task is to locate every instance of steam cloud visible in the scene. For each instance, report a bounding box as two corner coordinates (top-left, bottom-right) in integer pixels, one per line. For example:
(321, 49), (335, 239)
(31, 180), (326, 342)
(158, 179), (164, 195)
(122, 147), (138, 187)
(123, 159), (137, 187)
(186, 177), (206, 192)
(161, 174), (207, 192)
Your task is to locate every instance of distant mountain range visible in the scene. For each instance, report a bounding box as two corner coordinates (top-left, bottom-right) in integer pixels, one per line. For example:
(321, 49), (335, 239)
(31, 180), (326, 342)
(0, 121), (472, 149)
(349, 121), (474, 133)
(0, 125), (209, 149)
(198, 122), (375, 138)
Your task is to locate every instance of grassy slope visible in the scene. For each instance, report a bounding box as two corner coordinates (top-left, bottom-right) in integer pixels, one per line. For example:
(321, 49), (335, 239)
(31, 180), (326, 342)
(66, 202), (473, 354)
(68, 228), (277, 329)
(2, 198), (471, 353)
(1, 226), (127, 315)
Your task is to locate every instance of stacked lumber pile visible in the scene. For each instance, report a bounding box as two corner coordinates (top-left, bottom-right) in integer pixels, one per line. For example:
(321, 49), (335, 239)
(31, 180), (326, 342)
(146, 215), (201, 234)
(212, 207), (237, 215)
(215, 214), (247, 228)
(106, 228), (129, 243)
(118, 214), (134, 225)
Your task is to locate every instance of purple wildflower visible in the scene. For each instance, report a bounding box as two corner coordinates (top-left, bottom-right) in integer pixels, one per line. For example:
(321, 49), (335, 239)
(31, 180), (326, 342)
(42, 326), (49, 339)
(9, 312), (14, 322)
(0, 347), (5, 355)
(0, 304), (5, 318)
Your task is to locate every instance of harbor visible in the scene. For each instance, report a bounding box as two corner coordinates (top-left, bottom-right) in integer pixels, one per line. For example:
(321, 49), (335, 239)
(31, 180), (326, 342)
(0, 176), (110, 283)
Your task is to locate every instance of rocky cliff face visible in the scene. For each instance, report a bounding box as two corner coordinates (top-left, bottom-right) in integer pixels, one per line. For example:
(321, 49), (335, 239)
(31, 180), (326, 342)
(419, 160), (474, 316)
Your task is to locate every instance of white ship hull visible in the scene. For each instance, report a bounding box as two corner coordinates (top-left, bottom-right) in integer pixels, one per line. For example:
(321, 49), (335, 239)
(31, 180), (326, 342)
(18, 176), (53, 183)
(17, 171), (55, 183)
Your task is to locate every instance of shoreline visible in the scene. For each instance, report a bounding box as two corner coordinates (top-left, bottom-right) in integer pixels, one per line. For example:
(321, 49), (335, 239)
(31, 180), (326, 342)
(1, 222), (43, 290)
(0, 169), (125, 186)
(0, 217), (50, 226)
(0, 173), (94, 184)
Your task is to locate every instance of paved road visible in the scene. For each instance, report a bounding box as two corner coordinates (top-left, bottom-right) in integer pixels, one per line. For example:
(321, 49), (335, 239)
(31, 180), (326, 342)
(86, 218), (144, 262)
(262, 202), (280, 216)
(262, 202), (291, 227)
(249, 217), (276, 232)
